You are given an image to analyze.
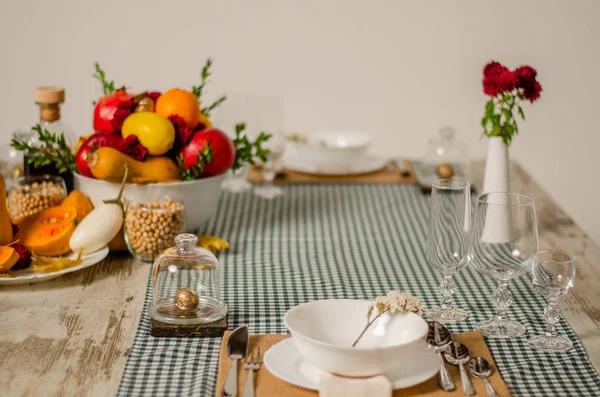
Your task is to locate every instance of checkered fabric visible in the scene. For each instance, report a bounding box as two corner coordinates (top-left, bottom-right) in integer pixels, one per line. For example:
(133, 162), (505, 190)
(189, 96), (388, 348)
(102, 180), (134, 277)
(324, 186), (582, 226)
(117, 185), (600, 397)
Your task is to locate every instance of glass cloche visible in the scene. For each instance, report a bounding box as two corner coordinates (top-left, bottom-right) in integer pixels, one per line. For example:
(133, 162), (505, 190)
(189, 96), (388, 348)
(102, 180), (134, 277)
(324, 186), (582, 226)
(422, 126), (469, 183)
(148, 233), (228, 325)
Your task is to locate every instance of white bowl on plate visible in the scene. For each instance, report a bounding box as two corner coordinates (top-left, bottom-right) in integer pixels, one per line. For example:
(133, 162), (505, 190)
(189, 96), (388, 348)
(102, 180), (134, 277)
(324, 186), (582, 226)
(73, 173), (226, 233)
(292, 131), (371, 167)
(283, 299), (432, 378)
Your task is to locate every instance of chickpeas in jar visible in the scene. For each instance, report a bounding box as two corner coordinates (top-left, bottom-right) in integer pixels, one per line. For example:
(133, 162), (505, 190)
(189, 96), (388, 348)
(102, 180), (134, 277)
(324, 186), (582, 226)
(124, 199), (185, 262)
(8, 175), (67, 221)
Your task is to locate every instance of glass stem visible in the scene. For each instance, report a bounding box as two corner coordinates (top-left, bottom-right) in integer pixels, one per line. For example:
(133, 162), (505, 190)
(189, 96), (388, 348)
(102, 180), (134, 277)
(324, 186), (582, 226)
(439, 273), (457, 309)
(491, 281), (512, 322)
(544, 300), (561, 337)
(263, 161), (275, 187)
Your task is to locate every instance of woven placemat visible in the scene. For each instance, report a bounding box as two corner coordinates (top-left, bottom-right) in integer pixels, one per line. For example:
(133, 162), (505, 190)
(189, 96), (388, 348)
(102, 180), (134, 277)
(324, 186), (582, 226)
(215, 331), (510, 396)
(248, 160), (416, 184)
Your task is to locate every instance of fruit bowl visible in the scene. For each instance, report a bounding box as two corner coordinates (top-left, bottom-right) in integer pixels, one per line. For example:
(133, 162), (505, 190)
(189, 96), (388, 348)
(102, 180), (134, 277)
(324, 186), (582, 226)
(73, 172), (226, 233)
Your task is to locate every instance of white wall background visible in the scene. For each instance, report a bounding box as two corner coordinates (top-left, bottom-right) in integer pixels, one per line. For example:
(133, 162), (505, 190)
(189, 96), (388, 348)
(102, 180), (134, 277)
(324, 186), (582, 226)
(1, 0), (598, 243)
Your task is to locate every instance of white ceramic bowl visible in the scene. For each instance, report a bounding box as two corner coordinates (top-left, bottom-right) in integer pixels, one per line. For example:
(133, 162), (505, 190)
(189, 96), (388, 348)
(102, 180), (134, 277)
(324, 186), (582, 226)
(293, 131), (370, 167)
(284, 299), (432, 378)
(73, 173), (226, 233)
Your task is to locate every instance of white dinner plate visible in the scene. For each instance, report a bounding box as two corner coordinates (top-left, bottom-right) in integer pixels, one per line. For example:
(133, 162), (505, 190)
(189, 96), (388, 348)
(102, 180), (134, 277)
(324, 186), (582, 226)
(0, 247), (110, 286)
(284, 155), (386, 176)
(264, 338), (439, 390)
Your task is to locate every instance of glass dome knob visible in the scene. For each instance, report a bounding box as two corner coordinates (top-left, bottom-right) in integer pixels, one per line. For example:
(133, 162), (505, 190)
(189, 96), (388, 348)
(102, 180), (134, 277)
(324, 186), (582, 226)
(175, 233), (198, 254)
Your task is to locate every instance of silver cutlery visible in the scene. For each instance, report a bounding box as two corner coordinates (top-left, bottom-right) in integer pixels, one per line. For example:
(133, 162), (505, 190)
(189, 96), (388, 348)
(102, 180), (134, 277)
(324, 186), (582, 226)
(470, 357), (499, 397)
(426, 322), (455, 391)
(445, 341), (476, 395)
(222, 325), (249, 397)
(243, 346), (262, 397)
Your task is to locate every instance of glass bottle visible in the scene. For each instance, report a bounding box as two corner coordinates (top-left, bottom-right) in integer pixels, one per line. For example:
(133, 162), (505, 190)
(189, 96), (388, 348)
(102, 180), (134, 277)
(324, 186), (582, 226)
(148, 234), (228, 325)
(24, 87), (76, 190)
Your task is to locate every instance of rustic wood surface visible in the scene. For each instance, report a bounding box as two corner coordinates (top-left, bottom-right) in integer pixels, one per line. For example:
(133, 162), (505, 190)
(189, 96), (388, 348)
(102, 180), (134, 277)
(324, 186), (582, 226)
(0, 161), (598, 397)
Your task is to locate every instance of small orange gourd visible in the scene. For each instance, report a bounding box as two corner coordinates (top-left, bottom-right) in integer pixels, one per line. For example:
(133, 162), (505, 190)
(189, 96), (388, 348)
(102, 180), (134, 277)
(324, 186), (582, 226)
(0, 246), (19, 272)
(108, 227), (128, 252)
(0, 174), (13, 245)
(62, 191), (94, 222)
(16, 206), (78, 256)
(87, 147), (180, 183)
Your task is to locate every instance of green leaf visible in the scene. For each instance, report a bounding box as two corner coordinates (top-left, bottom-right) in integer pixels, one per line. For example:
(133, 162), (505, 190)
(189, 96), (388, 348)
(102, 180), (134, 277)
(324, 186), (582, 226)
(11, 124), (76, 173)
(201, 95), (227, 117)
(231, 123), (272, 172)
(92, 62), (116, 96)
(177, 140), (214, 181)
(517, 106), (525, 120)
(192, 58), (214, 99)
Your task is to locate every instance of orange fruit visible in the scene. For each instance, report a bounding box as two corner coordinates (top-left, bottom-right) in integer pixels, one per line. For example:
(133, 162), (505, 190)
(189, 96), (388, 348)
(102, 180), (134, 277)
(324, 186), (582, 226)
(155, 88), (201, 129)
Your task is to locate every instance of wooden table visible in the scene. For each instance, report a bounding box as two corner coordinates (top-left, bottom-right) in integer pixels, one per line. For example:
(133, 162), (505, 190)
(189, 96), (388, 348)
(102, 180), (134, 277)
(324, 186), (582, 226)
(1, 162), (599, 397)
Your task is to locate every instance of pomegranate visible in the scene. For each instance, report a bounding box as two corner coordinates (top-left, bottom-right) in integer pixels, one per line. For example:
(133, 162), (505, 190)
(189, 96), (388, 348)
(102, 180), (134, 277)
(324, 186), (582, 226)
(93, 89), (132, 133)
(178, 128), (235, 177)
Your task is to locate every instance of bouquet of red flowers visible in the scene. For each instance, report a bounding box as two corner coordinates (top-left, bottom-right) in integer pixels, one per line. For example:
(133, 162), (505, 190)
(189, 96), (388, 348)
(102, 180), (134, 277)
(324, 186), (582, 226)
(481, 61), (543, 145)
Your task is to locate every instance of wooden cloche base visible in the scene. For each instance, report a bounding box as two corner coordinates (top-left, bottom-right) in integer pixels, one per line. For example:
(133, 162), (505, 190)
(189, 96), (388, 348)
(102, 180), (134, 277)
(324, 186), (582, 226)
(150, 317), (227, 337)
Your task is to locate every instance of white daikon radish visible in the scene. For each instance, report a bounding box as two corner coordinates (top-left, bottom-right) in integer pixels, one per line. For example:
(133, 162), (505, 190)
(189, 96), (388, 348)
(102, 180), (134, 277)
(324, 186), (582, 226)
(69, 167), (128, 254)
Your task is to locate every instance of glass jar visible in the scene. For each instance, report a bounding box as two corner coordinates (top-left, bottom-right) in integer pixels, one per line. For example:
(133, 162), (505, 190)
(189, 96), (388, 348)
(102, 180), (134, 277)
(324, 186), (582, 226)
(124, 199), (186, 263)
(148, 233), (228, 325)
(8, 175), (67, 220)
(422, 126), (469, 183)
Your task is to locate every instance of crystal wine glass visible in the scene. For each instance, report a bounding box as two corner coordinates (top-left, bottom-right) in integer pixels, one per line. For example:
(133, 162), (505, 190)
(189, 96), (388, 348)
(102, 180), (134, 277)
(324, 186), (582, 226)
(528, 250), (576, 352)
(425, 178), (472, 323)
(469, 192), (538, 338)
(252, 95), (285, 199)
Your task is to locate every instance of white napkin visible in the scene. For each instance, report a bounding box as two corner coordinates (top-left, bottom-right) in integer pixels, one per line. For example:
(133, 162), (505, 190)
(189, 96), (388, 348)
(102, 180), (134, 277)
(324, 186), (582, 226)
(319, 372), (393, 397)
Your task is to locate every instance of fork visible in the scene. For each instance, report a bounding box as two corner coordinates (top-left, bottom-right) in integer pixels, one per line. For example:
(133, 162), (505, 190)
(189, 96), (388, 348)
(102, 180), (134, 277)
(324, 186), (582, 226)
(243, 346), (261, 397)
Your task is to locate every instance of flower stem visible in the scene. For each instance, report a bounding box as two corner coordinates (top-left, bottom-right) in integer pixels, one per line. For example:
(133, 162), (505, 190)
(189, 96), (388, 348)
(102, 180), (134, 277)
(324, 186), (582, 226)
(352, 309), (388, 347)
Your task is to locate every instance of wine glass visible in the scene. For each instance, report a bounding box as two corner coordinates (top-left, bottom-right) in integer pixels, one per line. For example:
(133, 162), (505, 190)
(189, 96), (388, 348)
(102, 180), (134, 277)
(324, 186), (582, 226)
(251, 96), (285, 199)
(469, 192), (538, 338)
(425, 178), (471, 323)
(528, 250), (576, 352)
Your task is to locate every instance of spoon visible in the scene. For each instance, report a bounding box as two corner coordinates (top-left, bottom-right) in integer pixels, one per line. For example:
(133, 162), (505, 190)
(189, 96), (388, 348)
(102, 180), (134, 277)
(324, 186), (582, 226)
(426, 322), (455, 391)
(444, 342), (475, 395)
(470, 357), (499, 397)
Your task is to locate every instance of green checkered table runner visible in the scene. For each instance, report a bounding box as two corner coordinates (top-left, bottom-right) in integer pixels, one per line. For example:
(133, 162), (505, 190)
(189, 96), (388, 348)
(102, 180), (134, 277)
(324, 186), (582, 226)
(117, 184), (600, 396)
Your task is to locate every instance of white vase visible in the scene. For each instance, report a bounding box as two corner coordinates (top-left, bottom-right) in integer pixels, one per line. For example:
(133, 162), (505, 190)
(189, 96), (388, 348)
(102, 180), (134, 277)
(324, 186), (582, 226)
(482, 136), (510, 194)
(481, 137), (512, 243)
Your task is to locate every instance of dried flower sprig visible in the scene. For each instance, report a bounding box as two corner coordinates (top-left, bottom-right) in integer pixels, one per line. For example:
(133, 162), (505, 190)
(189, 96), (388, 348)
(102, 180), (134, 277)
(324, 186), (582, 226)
(352, 291), (423, 347)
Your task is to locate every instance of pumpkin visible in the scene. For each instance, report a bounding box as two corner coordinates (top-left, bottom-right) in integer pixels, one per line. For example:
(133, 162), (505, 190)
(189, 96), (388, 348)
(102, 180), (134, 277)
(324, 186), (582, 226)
(87, 147), (179, 183)
(0, 246), (19, 272)
(16, 206), (78, 256)
(108, 227), (128, 252)
(62, 191), (94, 222)
(0, 174), (13, 245)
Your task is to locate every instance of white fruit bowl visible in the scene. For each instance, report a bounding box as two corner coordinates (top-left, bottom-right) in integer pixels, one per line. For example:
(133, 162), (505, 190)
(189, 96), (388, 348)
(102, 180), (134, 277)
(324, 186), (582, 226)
(73, 172), (226, 233)
(283, 299), (434, 378)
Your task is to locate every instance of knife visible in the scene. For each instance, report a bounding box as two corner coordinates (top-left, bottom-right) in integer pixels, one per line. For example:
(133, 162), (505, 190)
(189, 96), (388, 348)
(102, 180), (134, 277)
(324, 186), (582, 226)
(222, 325), (249, 397)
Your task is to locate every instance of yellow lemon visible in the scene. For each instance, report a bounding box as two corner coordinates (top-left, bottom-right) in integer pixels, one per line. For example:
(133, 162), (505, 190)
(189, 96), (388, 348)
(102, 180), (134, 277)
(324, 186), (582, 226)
(121, 112), (175, 156)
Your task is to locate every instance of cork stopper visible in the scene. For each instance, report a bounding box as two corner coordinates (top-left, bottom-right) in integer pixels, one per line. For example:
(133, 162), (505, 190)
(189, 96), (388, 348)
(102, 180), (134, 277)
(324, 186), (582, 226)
(35, 87), (64, 122)
(34, 87), (65, 105)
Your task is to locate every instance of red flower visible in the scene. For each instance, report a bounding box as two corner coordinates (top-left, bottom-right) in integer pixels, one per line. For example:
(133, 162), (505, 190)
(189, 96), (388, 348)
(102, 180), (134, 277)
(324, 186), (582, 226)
(119, 135), (149, 161)
(10, 243), (32, 271)
(147, 91), (161, 102)
(110, 99), (135, 132)
(169, 114), (194, 149)
(483, 61), (515, 97)
(484, 61), (508, 78)
(515, 66), (542, 102)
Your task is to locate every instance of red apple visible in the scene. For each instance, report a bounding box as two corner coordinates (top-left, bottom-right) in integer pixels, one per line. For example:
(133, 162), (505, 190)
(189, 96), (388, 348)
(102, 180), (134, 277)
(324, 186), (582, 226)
(179, 128), (235, 177)
(93, 89), (132, 133)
